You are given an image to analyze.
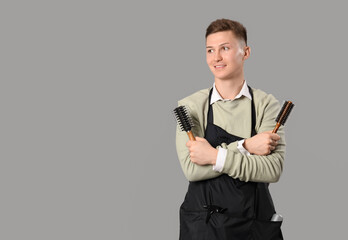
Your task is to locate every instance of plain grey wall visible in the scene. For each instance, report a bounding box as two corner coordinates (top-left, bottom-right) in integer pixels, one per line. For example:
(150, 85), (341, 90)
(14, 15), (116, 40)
(1, 0), (348, 239)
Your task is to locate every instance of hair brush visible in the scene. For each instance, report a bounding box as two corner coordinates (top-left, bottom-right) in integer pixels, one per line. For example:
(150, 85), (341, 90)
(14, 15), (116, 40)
(173, 105), (196, 141)
(272, 101), (295, 133)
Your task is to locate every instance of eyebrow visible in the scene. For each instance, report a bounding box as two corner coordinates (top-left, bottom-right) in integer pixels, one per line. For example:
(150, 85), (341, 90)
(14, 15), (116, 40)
(206, 42), (230, 48)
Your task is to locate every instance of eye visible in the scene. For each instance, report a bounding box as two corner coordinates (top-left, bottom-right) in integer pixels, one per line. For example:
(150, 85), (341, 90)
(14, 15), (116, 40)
(223, 46), (229, 51)
(207, 49), (214, 53)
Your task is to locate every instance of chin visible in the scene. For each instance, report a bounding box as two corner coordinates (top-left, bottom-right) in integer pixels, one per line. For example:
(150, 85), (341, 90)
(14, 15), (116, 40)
(213, 73), (232, 80)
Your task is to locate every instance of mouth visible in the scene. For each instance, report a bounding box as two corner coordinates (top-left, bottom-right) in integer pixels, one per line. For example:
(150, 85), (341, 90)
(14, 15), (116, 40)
(214, 64), (226, 69)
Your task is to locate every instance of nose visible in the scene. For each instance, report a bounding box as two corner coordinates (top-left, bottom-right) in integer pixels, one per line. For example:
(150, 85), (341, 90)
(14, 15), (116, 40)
(214, 50), (222, 62)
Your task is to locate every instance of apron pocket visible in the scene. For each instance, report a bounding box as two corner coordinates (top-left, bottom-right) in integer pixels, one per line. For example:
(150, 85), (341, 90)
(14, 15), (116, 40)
(251, 218), (283, 240)
(180, 208), (283, 240)
(223, 216), (254, 240)
(223, 215), (283, 240)
(179, 208), (207, 240)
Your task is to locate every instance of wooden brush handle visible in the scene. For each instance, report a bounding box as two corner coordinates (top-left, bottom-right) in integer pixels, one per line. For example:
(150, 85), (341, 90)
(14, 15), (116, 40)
(187, 131), (196, 141)
(272, 122), (281, 133)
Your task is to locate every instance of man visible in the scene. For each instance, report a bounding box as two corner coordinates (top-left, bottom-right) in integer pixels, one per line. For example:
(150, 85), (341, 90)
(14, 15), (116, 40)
(176, 19), (285, 239)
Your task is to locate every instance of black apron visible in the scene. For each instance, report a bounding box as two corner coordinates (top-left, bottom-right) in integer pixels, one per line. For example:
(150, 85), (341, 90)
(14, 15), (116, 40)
(179, 86), (283, 240)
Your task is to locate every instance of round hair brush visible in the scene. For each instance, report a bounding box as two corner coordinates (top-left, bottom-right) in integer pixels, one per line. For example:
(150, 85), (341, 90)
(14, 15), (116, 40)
(272, 101), (295, 133)
(173, 105), (196, 141)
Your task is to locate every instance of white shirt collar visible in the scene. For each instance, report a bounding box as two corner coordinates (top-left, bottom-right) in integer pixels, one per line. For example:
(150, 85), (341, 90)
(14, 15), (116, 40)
(210, 80), (252, 105)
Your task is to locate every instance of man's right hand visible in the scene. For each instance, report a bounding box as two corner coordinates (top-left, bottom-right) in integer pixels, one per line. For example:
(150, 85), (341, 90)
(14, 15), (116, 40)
(243, 131), (280, 155)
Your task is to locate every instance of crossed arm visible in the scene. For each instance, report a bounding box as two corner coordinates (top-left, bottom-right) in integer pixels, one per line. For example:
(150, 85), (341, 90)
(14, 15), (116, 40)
(175, 95), (286, 183)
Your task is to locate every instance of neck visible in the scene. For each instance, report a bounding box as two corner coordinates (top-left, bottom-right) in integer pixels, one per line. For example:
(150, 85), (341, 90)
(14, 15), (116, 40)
(214, 76), (245, 100)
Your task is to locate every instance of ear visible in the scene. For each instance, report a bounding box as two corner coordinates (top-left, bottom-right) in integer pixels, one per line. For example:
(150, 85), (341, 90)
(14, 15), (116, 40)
(242, 46), (251, 61)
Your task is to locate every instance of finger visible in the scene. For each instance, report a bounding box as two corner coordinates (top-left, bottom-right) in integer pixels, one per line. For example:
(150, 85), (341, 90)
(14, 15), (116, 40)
(186, 141), (193, 147)
(269, 139), (278, 146)
(262, 149), (271, 156)
(265, 148), (272, 155)
(271, 133), (280, 141)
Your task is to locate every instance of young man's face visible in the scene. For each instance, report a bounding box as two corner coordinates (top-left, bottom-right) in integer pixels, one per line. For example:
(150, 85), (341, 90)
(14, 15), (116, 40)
(206, 31), (249, 81)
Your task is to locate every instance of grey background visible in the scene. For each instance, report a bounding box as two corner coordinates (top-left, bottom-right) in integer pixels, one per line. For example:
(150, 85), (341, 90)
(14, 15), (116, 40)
(1, 0), (347, 239)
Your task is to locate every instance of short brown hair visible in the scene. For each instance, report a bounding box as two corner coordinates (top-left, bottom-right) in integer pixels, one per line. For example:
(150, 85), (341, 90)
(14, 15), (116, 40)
(206, 19), (247, 46)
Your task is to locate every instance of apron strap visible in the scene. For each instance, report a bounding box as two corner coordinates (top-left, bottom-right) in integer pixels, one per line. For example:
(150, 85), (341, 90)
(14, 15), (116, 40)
(207, 87), (214, 124)
(248, 85), (257, 137)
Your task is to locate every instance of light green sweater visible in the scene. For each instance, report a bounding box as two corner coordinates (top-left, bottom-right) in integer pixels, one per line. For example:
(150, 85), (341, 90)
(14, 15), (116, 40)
(176, 87), (286, 183)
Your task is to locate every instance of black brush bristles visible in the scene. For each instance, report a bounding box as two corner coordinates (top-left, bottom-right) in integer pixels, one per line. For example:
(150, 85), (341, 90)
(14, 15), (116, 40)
(280, 103), (294, 125)
(173, 105), (194, 132)
(275, 101), (295, 126)
(275, 102), (288, 123)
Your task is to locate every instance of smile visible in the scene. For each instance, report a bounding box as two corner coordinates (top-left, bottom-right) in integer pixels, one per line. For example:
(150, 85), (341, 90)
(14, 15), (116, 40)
(214, 65), (226, 69)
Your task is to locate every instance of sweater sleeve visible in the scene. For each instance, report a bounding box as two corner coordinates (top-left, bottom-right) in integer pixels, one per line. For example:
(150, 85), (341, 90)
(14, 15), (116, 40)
(219, 94), (286, 183)
(175, 101), (222, 182)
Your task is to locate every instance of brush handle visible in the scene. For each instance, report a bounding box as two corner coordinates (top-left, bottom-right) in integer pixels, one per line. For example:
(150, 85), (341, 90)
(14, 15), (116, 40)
(272, 122), (281, 133)
(187, 131), (196, 141)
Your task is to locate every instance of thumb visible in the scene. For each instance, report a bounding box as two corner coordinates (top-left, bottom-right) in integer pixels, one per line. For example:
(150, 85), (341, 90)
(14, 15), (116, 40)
(195, 137), (205, 142)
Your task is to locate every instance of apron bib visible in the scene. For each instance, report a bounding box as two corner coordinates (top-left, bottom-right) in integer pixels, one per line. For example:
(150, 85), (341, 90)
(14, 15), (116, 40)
(179, 86), (283, 240)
